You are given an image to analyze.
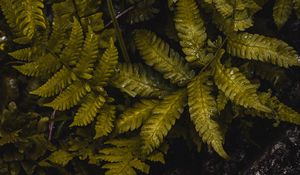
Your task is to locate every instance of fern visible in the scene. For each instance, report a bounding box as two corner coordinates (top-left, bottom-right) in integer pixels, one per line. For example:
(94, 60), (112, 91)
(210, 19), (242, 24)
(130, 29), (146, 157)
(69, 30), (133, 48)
(47, 150), (73, 166)
(213, 50), (271, 113)
(227, 32), (300, 68)
(187, 72), (229, 159)
(30, 67), (76, 97)
(73, 27), (99, 80)
(44, 81), (90, 111)
(13, 0), (46, 39)
(273, 0), (293, 29)
(216, 91), (228, 112)
(212, 0), (233, 18)
(93, 38), (119, 87)
(13, 54), (61, 77)
(244, 91), (300, 125)
(112, 63), (171, 98)
(98, 138), (152, 175)
(134, 29), (194, 86)
(174, 0), (207, 63)
(71, 94), (106, 127)
(94, 104), (116, 139)
(140, 90), (186, 155)
(116, 99), (159, 134)
(60, 17), (84, 65)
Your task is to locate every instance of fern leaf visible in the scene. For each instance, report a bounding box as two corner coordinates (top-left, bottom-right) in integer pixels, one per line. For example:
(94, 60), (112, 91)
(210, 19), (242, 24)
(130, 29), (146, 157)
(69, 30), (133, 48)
(216, 91), (228, 112)
(60, 17), (84, 65)
(44, 81), (90, 111)
(0, 0), (20, 34)
(74, 27), (99, 80)
(174, 0), (207, 63)
(213, 0), (234, 18)
(213, 50), (271, 113)
(30, 67), (76, 97)
(134, 30), (194, 86)
(99, 138), (150, 175)
(112, 63), (171, 98)
(9, 48), (37, 61)
(93, 39), (118, 87)
(13, 54), (61, 77)
(47, 16), (67, 53)
(116, 99), (159, 134)
(12, 0), (46, 39)
(141, 90), (186, 155)
(94, 104), (116, 139)
(47, 150), (73, 166)
(0, 131), (20, 146)
(70, 94), (106, 127)
(273, 0), (293, 29)
(187, 72), (229, 159)
(227, 32), (300, 68)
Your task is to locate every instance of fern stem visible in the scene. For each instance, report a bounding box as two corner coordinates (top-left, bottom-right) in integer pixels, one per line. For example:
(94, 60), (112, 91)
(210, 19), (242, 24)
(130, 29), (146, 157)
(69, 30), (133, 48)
(48, 110), (56, 141)
(107, 0), (130, 62)
(104, 6), (134, 28)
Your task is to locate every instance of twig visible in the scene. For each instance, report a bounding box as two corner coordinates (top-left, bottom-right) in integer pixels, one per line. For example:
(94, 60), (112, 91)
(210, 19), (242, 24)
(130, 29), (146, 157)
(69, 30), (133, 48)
(104, 6), (134, 29)
(48, 110), (56, 141)
(107, 0), (131, 62)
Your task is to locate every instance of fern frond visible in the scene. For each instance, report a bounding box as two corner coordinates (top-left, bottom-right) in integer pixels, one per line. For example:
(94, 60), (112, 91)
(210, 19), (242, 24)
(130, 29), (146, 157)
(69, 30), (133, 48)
(273, 0), (293, 29)
(213, 50), (271, 113)
(47, 150), (73, 166)
(116, 99), (159, 134)
(227, 32), (300, 68)
(187, 72), (229, 159)
(0, 0), (20, 34)
(216, 91), (228, 112)
(134, 30), (194, 86)
(9, 47), (38, 61)
(93, 39), (118, 87)
(246, 91), (300, 125)
(60, 18), (84, 65)
(44, 81), (90, 111)
(70, 94), (106, 127)
(13, 54), (61, 77)
(0, 131), (20, 146)
(47, 16), (68, 53)
(30, 67), (76, 97)
(213, 0), (233, 18)
(12, 0), (46, 39)
(140, 90), (186, 155)
(99, 138), (150, 175)
(112, 63), (171, 98)
(174, 0), (207, 63)
(74, 27), (99, 80)
(94, 104), (116, 139)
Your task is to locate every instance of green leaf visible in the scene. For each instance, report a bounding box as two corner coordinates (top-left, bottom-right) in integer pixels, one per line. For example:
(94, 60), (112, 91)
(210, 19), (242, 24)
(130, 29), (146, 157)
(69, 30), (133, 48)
(44, 81), (90, 111)
(134, 29), (194, 86)
(187, 72), (229, 159)
(273, 0), (293, 29)
(70, 94), (106, 127)
(213, 50), (271, 113)
(112, 63), (171, 98)
(116, 99), (159, 134)
(141, 90), (186, 154)
(174, 0), (207, 63)
(227, 32), (300, 68)
(94, 104), (116, 139)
